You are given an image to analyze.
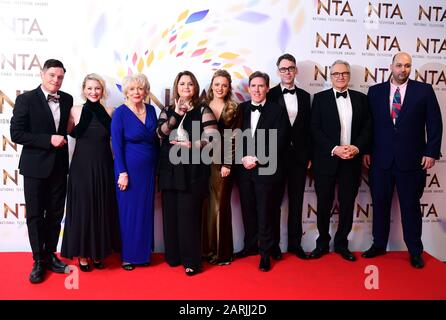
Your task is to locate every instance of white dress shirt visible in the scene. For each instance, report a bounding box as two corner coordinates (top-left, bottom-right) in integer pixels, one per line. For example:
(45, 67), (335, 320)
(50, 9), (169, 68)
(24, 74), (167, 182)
(40, 86), (60, 131)
(250, 99), (265, 137)
(331, 89), (352, 155)
(280, 84), (298, 125)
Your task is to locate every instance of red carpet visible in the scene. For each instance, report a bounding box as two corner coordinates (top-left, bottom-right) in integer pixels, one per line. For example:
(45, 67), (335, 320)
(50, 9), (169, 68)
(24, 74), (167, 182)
(1, 252), (445, 300)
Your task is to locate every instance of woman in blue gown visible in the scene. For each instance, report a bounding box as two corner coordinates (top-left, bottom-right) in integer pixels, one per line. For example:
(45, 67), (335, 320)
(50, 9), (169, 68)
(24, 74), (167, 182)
(111, 73), (159, 270)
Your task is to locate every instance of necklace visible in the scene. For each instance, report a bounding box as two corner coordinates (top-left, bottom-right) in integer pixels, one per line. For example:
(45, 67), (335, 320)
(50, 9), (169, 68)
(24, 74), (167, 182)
(133, 108), (146, 116)
(126, 103), (146, 116)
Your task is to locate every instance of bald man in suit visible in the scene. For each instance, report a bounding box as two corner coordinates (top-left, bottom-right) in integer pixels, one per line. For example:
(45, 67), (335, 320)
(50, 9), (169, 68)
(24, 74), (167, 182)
(362, 52), (442, 269)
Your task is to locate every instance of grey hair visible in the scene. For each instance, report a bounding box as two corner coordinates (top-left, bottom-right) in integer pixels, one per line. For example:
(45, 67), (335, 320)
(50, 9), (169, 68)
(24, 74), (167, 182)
(331, 60), (350, 72)
(122, 73), (150, 97)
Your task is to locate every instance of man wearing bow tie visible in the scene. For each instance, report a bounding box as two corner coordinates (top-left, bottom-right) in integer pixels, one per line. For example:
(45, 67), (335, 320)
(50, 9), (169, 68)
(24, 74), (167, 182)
(309, 60), (371, 261)
(362, 52), (442, 268)
(10, 59), (73, 283)
(267, 53), (311, 260)
(236, 71), (289, 271)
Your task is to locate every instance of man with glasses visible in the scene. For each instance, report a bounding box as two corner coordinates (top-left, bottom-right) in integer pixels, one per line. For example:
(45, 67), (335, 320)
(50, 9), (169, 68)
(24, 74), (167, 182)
(362, 52), (442, 268)
(309, 60), (371, 261)
(267, 53), (311, 260)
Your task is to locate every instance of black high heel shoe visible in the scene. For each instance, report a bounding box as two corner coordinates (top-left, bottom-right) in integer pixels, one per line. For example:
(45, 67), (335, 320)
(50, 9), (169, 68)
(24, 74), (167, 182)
(78, 258), (91, 272)
(185, 267), (200, 276)
(93, 259), (105, 269)
(121, 263), (135, 271)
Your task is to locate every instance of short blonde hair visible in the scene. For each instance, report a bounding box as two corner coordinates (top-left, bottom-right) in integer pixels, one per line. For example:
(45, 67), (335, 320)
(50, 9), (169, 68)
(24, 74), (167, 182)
(82, 73), (107, 100)
(122, 73), (150, 97)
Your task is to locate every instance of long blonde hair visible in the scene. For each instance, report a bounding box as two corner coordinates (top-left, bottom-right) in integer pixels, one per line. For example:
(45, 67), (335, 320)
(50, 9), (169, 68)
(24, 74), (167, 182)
(206, 69), (238, 124)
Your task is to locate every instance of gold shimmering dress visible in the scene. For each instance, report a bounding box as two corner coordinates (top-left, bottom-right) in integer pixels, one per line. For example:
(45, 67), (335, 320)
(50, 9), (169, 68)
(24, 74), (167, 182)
(202, 102), (242, 265)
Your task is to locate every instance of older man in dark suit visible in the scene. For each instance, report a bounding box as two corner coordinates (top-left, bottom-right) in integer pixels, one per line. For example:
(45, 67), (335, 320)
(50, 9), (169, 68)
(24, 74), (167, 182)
(362, 52), (442, 268)
(267, 53), (311, 260)
(310, 60), (371, 261)
(10, 59), (73, 283)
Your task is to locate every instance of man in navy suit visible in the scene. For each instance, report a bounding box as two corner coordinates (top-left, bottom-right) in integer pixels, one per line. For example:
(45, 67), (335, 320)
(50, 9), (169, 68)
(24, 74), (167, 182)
(310, 60), (371, 262)
(10, 59), (73, 283)
(236, 71), (289, 271)
(362, 52), (442, 269)
(267, 53), (311, 260)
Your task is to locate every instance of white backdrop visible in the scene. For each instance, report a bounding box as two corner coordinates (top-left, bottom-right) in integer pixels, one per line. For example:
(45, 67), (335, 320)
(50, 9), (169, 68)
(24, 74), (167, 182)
(1, 0), (445, 260)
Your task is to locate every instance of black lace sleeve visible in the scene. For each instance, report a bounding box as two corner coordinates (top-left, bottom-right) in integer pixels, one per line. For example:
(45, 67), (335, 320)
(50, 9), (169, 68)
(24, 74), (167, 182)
(156, 106), (183, 139)
(200, 105), (218, 147)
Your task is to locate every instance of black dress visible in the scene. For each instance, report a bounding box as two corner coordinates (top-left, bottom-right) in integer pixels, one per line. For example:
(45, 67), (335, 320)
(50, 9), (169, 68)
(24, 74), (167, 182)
(61, 101), (120, 260)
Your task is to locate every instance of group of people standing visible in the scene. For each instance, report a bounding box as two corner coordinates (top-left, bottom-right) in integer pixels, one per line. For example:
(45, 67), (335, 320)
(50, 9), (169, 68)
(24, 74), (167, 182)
(10, 51), (442, 284)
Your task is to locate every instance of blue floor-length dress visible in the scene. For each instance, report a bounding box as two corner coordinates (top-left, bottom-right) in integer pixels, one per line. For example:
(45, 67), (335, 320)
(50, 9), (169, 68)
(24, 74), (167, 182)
(111, 103), (159, 264)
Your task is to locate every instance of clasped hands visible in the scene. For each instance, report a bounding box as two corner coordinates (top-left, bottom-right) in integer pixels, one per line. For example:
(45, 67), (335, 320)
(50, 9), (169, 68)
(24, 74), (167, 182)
(242, 155), (258, 170)
(333, 145), (359, 160)
(51, 135), (67, 148)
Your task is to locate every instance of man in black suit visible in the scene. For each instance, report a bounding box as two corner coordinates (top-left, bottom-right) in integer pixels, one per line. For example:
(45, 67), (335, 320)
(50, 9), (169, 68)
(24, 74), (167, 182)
(310, 60), (371, 261)
(10, 59), (73, 283)
(236, 71), (288, 271)
(362, 52), (442, 268)
(267, 53), (311, 260)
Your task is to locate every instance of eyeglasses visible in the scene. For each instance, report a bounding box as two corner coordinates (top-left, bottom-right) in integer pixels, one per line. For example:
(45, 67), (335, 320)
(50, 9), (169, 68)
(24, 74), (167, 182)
(331, 72), (350, 78)
(278, 66), (296, 73)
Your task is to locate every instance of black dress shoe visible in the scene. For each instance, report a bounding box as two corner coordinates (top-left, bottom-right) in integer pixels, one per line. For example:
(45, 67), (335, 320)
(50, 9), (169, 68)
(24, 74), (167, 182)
(295, 246), (309, 260)
(361, 246), (386, 258)
(47, 253), (68, 273)
(309, 247), (329, 259)
(271, 251), (282, 261)
(78, 258), (91, 272)
(410, 255), (425, 269)
(93, 260), (105, 269)
(29, 260), (46, 284)
(335, 248), (357, 262)
(258, 256), (271, 272)
(234, 249), (258, 259)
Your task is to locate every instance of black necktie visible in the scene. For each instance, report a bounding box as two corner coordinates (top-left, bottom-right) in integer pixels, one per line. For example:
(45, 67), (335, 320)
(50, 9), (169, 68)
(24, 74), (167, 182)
(283, 88), (296, 95)
(250, 104), (262, 112)
(336, 91), (347, 99)
(47, 94), (60, 103)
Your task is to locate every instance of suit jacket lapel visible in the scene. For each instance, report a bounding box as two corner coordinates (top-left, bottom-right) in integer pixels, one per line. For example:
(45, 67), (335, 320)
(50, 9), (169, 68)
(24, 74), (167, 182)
(243, 102), (252, 130)
(58, 92), (70, 134)
(349, 90), (359, 138)
(329, 90), (342, 134)
(36, 87), (57, 133)
(380, 81), (394, 126)
(256, 102), (268, 132)
(294, 88), (306, 127)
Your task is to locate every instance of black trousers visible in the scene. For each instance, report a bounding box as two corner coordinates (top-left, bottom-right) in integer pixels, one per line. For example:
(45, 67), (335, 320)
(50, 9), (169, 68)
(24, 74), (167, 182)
(273, 154), (307, 253)
(313, 161), (361, 250)
(239, 179), (281, 257)
(24, 164), (67, 261)
(162, 182), (207, 270)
